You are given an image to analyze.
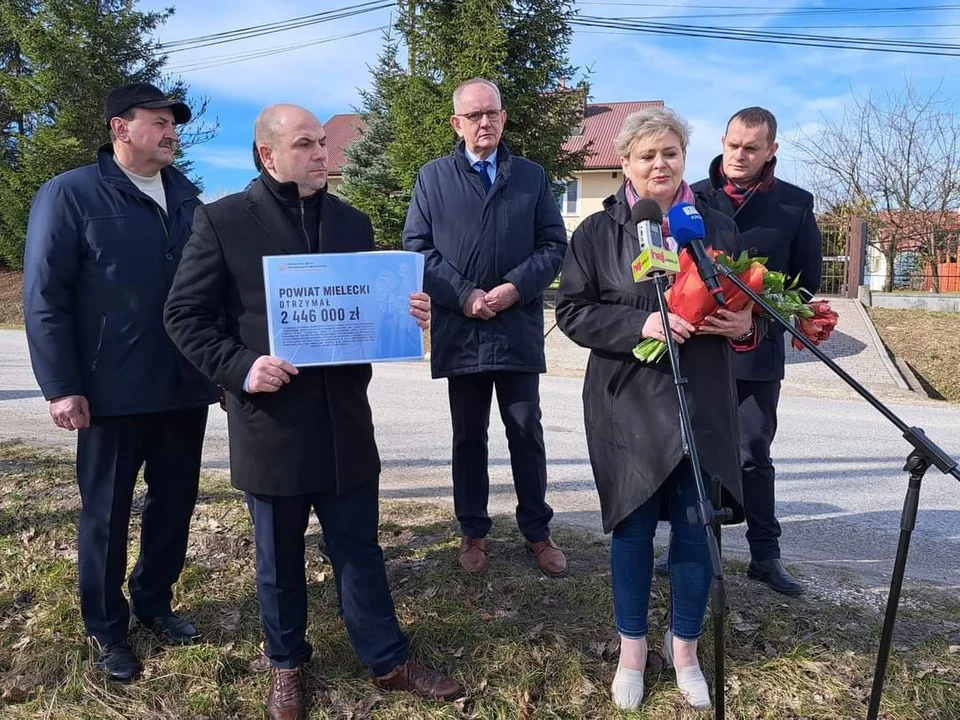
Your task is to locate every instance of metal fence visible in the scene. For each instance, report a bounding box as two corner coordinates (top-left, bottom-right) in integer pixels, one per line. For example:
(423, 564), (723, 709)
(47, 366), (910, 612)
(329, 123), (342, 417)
(817, 215), (960, 296)
(863, 248), (960, 293)
(818, 221), (850, 296)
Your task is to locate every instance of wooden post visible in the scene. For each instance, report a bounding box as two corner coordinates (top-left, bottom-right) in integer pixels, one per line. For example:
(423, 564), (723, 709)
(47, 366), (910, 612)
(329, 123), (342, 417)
(846, 216), (867, 298)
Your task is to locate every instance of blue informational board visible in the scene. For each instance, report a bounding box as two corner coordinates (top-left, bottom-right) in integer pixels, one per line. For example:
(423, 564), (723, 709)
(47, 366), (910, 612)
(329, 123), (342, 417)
(263, 250), (425, 366)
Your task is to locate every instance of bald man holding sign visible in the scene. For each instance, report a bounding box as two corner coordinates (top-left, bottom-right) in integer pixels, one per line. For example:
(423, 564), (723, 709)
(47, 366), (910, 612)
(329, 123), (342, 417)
(164, 104), (458, 719)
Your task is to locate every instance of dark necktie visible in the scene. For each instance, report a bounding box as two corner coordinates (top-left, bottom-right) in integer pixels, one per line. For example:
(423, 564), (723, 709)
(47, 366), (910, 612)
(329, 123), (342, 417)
(476, 160), (492, 194)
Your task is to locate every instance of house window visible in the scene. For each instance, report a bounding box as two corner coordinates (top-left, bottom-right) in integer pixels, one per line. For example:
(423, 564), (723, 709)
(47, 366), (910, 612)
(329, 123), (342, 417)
(558, 178), (579, 216)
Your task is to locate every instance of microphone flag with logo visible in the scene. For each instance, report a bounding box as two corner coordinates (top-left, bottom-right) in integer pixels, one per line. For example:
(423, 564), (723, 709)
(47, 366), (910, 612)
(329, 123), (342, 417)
(666, 202), (727, 307)
(631, 198), (680, 282)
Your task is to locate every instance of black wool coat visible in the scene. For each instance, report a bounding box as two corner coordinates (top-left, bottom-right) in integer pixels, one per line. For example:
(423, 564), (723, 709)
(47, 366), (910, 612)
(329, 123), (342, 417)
(555, 186), (743, 533)
(692, 156), (823, 381)
(164, 178), (381, 496)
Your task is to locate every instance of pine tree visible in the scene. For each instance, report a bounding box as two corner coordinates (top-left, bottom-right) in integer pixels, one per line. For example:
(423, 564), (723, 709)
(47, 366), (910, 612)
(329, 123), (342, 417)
(342, 0), (589, 249)
(340, 31), (409, 248)
(0, 0), (217, 269)
(391, 0), (590, 189)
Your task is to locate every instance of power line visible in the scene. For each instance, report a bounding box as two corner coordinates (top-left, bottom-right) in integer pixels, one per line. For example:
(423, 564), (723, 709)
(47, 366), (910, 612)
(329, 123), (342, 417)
(576, 26), (960, 40)
(575, 2), (960, 22)
(158, 0), (392, 54)
(721, 23), (960, 29)
(165, 26), (386, 74)
(576, 17), (960, 55)
(579, 22), (960, 32)
(603, 8), (960, 22)
(576, 1), (960, 11)
(156, 1), (960, 74)
(574, 15), (960, 56)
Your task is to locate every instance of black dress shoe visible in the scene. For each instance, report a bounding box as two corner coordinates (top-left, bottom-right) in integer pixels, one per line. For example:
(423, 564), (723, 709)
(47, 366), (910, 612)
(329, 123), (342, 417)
(92, 640), (142, 682)
(747, 558), (805, 596)
(653, 553), (669, 577)
(137, 613), (201, 645)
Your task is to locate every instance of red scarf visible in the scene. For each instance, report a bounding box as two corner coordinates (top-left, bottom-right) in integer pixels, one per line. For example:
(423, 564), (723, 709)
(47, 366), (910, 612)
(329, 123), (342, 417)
(720, 157), (776, 209)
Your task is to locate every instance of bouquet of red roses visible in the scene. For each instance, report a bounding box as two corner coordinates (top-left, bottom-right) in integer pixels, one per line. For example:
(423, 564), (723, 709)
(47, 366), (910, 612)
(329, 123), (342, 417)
(632, 249), (838, 363)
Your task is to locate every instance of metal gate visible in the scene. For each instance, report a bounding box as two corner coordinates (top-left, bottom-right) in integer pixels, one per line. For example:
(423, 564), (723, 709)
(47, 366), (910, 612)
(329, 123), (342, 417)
(819, 220), (849, 296)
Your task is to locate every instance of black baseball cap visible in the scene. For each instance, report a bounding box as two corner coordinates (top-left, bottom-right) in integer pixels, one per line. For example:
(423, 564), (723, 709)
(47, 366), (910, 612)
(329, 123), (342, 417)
(103, 82), (192, 125)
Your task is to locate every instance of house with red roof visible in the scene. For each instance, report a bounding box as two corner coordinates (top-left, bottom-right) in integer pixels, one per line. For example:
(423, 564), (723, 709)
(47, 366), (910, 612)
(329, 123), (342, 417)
(323, 99), (664, 235)
(864, 210), (960, 292)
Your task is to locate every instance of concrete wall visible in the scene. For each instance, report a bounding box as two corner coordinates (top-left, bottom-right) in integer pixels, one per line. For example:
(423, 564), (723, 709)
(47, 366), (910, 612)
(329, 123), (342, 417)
(859, 286), (960, 311)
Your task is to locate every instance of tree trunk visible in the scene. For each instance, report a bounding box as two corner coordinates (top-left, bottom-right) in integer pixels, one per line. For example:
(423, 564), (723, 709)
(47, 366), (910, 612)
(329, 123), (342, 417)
(884, 239), (897, 292)
(929, 254), (940, 293)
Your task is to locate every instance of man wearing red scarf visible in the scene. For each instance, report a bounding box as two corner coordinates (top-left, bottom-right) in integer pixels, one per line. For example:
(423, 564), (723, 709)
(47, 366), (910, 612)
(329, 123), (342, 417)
(674, 108), (823, 595)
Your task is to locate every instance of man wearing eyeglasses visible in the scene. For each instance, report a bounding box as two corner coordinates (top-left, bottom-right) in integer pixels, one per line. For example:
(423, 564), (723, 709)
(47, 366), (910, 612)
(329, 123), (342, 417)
(403, 77), (568, 578)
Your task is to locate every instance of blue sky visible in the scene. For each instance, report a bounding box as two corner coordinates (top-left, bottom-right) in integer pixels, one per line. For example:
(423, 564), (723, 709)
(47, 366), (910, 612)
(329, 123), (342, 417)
(142, 0), (960, 198)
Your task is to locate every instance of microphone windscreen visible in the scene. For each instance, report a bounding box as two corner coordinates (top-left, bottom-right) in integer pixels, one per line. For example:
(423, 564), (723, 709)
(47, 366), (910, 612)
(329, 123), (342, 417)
(666, 203), (706, 246)
(631, 198), (663, 225)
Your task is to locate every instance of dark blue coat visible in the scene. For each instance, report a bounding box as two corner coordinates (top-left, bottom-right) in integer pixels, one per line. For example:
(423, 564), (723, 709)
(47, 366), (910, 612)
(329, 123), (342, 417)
(23, 145), (219, 417)
(402, 142), (567, 378)
(692, 156), (823, 382)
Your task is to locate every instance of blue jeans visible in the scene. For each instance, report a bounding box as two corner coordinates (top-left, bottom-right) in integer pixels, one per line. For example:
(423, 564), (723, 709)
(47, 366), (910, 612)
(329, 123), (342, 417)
(611, 461), (711, 641)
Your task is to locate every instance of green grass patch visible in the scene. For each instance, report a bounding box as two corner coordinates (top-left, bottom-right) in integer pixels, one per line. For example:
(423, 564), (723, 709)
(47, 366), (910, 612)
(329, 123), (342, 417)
(0, 440), (958, 718)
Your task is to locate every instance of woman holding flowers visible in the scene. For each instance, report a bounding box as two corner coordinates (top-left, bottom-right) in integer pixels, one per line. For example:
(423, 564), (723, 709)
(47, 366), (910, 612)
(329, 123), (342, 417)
(555, 108), (753, 710)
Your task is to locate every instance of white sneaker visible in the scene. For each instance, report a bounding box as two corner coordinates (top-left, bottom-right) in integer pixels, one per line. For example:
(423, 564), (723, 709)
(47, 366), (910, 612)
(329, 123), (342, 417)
(662, 629), (712, 709)
(610, 665), (645, 709)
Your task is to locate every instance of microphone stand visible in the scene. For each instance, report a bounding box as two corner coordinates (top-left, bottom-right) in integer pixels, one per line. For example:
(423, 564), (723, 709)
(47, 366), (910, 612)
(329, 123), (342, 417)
(651, 271), (733, 719)
(715, 264), (960, 720)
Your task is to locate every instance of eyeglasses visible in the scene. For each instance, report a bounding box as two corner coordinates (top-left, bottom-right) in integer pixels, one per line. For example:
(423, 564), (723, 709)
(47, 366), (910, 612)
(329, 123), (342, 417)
(456, 109), (504, 124)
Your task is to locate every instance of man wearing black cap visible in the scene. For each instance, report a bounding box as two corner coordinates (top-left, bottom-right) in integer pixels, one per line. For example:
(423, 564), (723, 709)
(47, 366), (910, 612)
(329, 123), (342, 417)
(22, 82), (219, 681)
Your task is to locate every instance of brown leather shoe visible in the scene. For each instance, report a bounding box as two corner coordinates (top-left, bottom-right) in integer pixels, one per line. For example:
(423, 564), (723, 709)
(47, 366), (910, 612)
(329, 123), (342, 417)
(266, 666), (306, 720)
(458, 536), (488, 574)
(528, 538), (568, 577)
(375, 658), (461, 700)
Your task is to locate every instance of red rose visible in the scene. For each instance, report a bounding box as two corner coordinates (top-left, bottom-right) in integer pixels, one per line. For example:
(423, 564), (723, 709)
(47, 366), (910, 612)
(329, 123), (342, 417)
(791, 300), (838, 351)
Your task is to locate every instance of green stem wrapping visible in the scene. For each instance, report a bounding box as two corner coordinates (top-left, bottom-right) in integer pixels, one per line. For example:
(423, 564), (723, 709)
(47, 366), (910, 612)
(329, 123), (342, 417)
(632, 338), (668, 363)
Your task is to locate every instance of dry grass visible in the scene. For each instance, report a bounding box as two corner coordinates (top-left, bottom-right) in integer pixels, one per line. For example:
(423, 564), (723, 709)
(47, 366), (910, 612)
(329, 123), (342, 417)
(867, 308), (960, 402)
(0, 270), (23, 327)
(0, 440), (958, 719)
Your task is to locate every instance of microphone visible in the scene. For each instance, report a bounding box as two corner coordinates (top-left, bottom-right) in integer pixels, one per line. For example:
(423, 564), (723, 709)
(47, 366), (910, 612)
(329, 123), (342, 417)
(666, 202), (727, 307)
(630, 199), (680, 282)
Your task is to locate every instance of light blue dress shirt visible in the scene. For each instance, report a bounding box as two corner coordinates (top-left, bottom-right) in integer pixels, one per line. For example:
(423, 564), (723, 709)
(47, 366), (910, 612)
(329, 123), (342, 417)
(464, 147), (498, 187)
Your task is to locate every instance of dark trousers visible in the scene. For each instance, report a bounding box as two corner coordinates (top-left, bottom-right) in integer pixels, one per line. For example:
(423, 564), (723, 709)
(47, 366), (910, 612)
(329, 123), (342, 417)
(76, 406), (208, 644)
(738, 379), (782, 561)
(246, 482), (408, 675)
(447, 371), (552, 542)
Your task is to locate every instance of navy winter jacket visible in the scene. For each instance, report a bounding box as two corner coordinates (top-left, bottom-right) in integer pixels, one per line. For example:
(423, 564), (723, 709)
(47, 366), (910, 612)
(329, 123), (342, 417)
(402, 142), (567, 377)
(22, 145), (219, 416)
(693, 156), (823, 382)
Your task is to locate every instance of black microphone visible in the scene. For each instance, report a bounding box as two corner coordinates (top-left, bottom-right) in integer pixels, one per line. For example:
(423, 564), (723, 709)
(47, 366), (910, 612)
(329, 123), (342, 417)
(630, 200), (681, 281)
(666, 202), (727, 307)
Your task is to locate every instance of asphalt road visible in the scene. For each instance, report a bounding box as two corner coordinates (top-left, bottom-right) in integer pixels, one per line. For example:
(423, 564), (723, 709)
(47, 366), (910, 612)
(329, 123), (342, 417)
(2, 329), (959, 591)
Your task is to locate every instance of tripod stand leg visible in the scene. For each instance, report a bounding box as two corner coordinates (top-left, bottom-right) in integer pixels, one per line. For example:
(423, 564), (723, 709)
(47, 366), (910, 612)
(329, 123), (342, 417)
(652, 274), (728, 718)
(866, 455), (927, 720)
(712, 476), (725, 720)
